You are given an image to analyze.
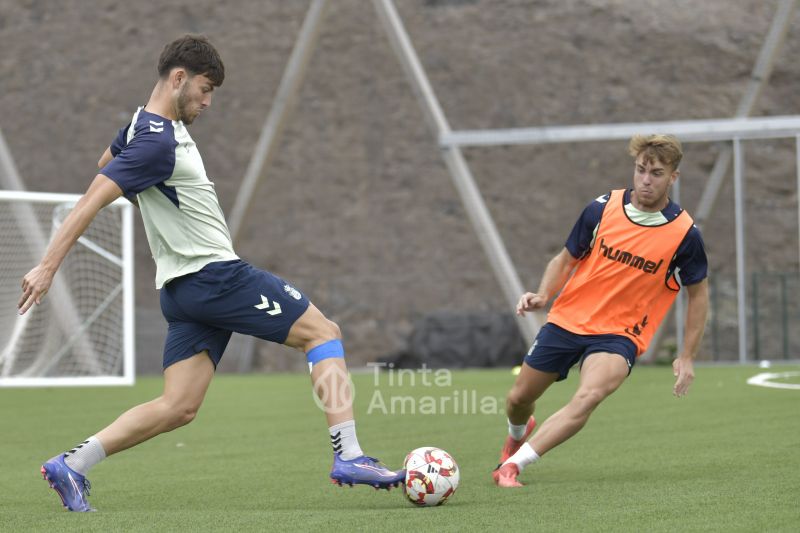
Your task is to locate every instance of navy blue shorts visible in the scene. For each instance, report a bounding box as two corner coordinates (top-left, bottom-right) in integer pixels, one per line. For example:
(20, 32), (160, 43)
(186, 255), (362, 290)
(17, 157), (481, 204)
(159, 260), (310, 369)
(523, 323), (637, 381)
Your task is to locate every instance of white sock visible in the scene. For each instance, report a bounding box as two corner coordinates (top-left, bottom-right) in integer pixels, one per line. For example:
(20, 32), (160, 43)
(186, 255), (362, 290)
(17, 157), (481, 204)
(504, 442), (540, 471)
(508, 419), (528, 441)
(329, 420), (363, 460)
(63, 436), (106, 475)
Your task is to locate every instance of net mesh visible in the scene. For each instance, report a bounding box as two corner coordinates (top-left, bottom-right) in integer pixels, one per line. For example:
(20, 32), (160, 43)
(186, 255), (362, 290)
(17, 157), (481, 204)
(0, 195), (131, 382)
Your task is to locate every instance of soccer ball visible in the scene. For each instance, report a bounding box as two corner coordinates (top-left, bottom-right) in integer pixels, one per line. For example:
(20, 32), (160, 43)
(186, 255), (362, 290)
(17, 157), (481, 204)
(402, 447), (460, 506)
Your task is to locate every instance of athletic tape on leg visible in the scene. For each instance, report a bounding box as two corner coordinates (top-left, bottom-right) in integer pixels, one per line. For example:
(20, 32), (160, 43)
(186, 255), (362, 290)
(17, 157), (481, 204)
(307, 339), (345, 366)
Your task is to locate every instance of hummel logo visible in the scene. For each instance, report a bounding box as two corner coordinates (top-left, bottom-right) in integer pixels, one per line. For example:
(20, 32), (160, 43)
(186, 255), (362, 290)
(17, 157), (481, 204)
(625, 315), (649, 337)
(149, 120), (164, 133)
(598, 238), (663, 275)
(331, 431), (342, 452)
(254, 295), (282, 316)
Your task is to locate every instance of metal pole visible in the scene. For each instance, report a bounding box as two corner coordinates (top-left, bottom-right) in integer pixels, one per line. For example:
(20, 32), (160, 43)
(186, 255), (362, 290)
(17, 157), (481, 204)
(733, 138), (747, 363)
(796, 135), (800, 273)
(695, 0), (797, 228)
(121, 202), (136, 383)
(0, 130), (103, 372)
(641, 0), (795, 362)
(442, 116), (800, 148)
(735, 0), (797, 118)
(694, 146), (732, 229)
(227, 0), (330, 241)
(711, 276), (719, 361)
(225, 0), (330, 372)
(752, 272), (759, 360)
(673, 180), (685, 356)
(780, 273), (788, 360)
(372, 0), (539, 343)
(0, 127), (24, 190)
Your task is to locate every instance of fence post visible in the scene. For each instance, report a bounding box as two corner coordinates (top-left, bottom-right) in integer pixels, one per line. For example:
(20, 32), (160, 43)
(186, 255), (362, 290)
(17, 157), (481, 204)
(752, 272), (759, 360)
(711, 275), (719, 361)
(781, 273), (789, 359)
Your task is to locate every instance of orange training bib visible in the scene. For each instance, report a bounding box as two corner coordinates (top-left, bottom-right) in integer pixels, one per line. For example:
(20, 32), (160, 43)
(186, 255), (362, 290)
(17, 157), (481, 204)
(547, 189), (694, 355)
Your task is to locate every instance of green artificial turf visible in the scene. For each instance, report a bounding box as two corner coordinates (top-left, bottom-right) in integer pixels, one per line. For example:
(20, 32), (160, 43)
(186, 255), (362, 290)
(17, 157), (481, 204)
(1, 364), (798, 532)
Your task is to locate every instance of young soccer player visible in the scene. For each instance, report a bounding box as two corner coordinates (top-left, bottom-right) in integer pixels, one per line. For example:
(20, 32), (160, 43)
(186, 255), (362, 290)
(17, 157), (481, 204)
(493, 134), (709, 487)
(19, 34), (404, 512)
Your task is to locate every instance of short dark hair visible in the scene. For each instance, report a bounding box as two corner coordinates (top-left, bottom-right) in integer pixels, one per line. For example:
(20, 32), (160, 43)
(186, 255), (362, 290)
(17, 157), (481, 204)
(157, 34), (225, 86)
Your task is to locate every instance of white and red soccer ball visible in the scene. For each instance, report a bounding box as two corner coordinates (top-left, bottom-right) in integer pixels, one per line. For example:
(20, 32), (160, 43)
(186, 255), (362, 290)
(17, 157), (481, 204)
(402, 447), (460, 506)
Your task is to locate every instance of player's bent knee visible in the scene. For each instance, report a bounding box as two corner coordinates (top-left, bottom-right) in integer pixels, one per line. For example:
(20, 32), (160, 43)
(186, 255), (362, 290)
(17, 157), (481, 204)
(168, 406), (198, 429)
(321, 319), (342, 342)
(508, 375), (543, 406)
(159, 397), (201, 430)
(286, 305), (342, 351)
(302, 318), (342, 354)
(507, 388), (535, 409)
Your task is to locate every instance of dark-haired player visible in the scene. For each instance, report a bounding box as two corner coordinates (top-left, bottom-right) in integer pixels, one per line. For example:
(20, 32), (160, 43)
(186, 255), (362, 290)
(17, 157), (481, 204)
(22, 35), (403, 512)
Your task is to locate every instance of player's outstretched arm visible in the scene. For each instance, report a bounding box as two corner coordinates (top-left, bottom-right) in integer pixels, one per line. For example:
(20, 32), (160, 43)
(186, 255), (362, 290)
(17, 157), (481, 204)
(18, 174), (123, 314)
(672, 278), (709, 397)
(516, 247), (579, 315)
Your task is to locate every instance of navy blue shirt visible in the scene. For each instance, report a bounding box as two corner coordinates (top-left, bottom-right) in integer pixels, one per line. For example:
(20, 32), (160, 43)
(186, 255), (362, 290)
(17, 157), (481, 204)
(98, 106), (238, 288)
(103, 109), (178, 203)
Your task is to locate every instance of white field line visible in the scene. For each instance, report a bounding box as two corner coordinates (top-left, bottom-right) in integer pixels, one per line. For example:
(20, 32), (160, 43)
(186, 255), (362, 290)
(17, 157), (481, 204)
(746, 372), (800, 390)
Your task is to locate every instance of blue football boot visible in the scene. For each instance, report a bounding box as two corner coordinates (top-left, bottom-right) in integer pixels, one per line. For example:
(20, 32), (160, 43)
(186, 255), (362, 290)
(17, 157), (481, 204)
(41, 454), (95, 512)
(330, 453), (405, 490)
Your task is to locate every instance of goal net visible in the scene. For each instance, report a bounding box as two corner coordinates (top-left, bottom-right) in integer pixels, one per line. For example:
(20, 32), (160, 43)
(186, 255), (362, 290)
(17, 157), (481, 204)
(0, 190), (135, 386)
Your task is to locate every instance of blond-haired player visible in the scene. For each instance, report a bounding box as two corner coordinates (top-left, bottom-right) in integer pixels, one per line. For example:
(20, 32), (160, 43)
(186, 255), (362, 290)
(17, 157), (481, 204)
(493, 135), (709, 487)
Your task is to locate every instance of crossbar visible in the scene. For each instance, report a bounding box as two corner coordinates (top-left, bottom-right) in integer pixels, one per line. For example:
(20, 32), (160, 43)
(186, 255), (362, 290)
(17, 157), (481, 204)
(441, 115), (800, 148)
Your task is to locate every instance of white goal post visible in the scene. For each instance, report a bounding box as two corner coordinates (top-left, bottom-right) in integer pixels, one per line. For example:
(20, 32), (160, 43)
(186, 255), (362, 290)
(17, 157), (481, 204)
(0, 190), (135, 387)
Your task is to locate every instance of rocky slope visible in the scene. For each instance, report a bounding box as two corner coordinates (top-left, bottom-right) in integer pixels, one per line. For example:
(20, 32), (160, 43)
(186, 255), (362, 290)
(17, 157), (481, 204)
(2, 0), (798, 371)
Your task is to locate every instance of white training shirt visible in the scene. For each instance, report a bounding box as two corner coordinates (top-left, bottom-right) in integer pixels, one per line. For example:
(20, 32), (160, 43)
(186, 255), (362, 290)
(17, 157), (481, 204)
(101, 107), (238, 288)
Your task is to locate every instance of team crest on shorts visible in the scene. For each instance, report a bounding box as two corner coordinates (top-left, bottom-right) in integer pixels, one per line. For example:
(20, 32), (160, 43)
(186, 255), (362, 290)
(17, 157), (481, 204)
(284, 284), (302, 300)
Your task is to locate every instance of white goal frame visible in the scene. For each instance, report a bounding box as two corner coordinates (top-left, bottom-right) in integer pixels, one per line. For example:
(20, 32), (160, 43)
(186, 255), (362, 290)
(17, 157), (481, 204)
(0, 190), (135, 387)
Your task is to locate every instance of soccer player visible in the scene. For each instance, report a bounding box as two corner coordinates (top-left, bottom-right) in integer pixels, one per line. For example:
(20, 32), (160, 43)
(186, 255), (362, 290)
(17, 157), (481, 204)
(19, 35), (404, 512)
(493, 134), (709, 488)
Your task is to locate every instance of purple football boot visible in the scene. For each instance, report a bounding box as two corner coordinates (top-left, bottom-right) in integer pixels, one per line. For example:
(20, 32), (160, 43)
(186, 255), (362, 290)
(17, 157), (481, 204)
(330, 453), (405, 490)
(41, 454), (95, 512)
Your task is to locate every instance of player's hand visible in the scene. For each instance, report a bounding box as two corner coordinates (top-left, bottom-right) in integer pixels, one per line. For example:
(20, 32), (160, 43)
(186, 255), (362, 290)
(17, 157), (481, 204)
(18, 264), (55, 315)
(516, 292), (547, 316)
(672, 356), (695, 397)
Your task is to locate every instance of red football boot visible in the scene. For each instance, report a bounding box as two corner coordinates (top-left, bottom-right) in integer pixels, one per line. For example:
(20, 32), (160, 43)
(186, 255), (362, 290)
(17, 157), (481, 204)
(496, 416), (536, 468)
(492, 462), (523, 488)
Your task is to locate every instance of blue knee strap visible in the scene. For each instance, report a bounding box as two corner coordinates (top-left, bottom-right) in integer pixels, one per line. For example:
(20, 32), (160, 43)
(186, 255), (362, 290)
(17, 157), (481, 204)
(307, 339), (345, 365)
